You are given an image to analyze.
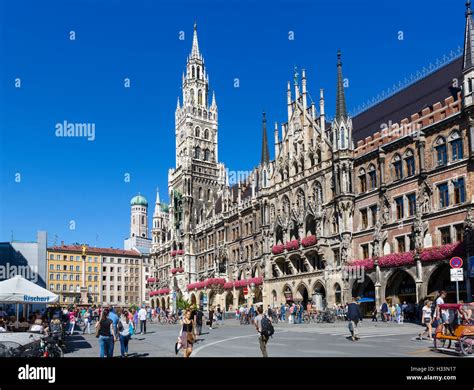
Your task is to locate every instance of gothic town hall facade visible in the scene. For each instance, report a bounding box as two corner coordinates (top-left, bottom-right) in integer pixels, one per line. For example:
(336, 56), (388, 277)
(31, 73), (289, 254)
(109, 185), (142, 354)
(142, 10), (474, 313)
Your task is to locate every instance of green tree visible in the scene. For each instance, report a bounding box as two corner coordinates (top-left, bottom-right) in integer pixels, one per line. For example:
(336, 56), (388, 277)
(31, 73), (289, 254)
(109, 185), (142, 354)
(176, 297), (191, 310)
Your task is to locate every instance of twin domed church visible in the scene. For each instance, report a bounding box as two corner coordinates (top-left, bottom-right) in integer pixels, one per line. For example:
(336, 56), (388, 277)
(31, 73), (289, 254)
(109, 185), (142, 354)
(125, 12), (474, 312)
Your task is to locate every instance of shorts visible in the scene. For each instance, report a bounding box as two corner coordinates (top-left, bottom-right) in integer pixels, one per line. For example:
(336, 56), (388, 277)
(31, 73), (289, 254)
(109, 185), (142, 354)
(423, 318), (431, 325)
(441, 313), (449, 324)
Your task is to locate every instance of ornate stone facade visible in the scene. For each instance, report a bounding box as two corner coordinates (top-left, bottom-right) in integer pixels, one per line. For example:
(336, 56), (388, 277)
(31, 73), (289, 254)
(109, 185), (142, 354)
(146, 11), (474, 312)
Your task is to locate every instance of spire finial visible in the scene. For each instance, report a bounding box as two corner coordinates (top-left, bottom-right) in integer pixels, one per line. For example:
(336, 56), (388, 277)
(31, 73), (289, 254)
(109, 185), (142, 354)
(467, 0), (472, 16)
(335, 50), (347, 120)
(261, 111), (270, 165)
(293, 65), (299, 86)
(191, 22), (200, 59)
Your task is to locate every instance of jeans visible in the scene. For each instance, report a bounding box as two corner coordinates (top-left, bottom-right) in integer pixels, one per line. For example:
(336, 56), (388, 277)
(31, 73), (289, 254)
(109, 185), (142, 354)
(119, 334), (131, 356)
(83, 319), (91, 334)
(196, 323), (202, 336)
(349, 321), (359, 339)
(99, 335), (113, 358)
(67, 321), (75, 334)
(140, 320), (146, 333)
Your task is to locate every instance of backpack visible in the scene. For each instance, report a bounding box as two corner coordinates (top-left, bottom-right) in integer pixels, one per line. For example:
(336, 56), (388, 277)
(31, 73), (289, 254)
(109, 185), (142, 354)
(260, 315), (274, 338)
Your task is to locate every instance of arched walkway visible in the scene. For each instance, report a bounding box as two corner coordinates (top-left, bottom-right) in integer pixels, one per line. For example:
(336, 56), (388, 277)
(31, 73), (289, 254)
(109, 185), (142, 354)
(282, 284), (293, 303)
(190, 293), (197, 306)
(295, 283), (310, 307)
(238, 289), (246, 306)
(161, 297), (166, 309)
(225, 292), (234, 311)
(385, 270), (416, 304)
(427, 263), (467, 302)
(312, 281), (326, 310)
(352, 278), (375, 316)
(253, 287), (263, 304)
(271, 290), (278, 307)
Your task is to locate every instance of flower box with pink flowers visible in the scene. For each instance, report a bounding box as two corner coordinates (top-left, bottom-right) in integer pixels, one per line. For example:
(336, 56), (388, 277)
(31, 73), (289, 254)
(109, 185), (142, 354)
(285, 240), (300, 251)
(170, 250), (177, 257)
(271, 244), (285, 255)
(177, 249), (185, 255)
(301, 235), (317, 248)
(171, 268), (178, 274)
(420, 242), (465, 263)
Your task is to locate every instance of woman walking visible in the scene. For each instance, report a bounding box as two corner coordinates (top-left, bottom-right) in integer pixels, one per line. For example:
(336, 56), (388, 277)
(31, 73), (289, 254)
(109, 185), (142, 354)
(177, 309), (197, 358)
(95, 309), (116, 358)
(118, 309), (133, 357)
(418, 300), (433, 341)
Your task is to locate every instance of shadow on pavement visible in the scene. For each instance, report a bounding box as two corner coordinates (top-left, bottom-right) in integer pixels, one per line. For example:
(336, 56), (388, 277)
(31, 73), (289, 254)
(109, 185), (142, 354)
(64, 334), (93, 354)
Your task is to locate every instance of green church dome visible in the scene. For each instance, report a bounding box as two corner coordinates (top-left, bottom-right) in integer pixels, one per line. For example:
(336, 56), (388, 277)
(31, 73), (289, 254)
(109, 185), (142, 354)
(131, 194), (148, 207)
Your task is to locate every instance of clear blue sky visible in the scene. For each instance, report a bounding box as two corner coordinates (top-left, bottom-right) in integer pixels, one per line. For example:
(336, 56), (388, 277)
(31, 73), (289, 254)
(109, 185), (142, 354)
(0, 0), (467, 247)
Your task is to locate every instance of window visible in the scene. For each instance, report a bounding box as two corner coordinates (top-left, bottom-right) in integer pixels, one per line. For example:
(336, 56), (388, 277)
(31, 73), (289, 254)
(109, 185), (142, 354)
(393, 155), (403, 180)
(195, 146), (201, 159)
(455, 224), (464, 242)
(76, 266), (80, 272)
(370, 205), (378, 226)
(405, 155), (415, 177)
(88, 266), (92, 272)
(435, 138), (447, 166)
(49, 274), (54, 280)
(368, 165), (377, 189)
(49, 254), (54, 260)
(440, 227), (451, 245)
(56, 265), (60, 270)
(70, 255), (73, 261)
(360, 209), (368, 229)
(69, 265), (74, 271)
(56, 274), (60, 280)
(450, 132), (463, 161)
(407, 193), (416, 217)
(395, 197), (404, 219)
(438, 183), (449, 208)
(453, 178), (465, 204)
(49, 264), (54, 270)
(50, 283), (54, 290)
(396, 236), (406, 253)
(76, 275), (80, 281)
(76, 256), (80, 261)
(361, 244), (369, 259)
(358, 169), (367, 193)
(62, 284), (67, 291)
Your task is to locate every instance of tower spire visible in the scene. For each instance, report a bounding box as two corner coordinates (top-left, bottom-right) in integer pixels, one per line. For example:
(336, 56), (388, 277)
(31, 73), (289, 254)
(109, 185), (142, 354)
(191, 22), (200, 59)
(261, 112), (270, 165)
(463, 0), (474, 71)
(335, 50), (348, 120)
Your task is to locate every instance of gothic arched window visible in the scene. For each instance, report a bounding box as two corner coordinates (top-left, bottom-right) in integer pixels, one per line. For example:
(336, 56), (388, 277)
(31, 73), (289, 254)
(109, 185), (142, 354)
(195, 126), (200, 137)
(198, 90), (203, 105)
(368, 164), (377, 189)
(358, 168), (366, 193)
(197, 66), (201, 79)
(195, 146), (201, 159)
(204, 149), (210, 161)
(192, 66), (195, 78)
(434, 136), (447, 167)
(204, 128), (209, 139)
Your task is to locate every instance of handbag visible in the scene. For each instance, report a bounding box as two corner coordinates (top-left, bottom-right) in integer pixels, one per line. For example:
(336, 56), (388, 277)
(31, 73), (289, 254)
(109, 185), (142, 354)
(95, 322), (100, 338)
(129, 323), (135, 336)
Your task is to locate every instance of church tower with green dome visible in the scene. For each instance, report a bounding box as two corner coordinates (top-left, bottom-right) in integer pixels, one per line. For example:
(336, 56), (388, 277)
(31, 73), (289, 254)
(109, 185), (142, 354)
(130, 193), (149, 239)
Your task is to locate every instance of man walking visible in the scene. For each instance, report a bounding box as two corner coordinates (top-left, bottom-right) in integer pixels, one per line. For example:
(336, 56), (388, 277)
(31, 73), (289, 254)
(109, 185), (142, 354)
(195, 306), (204, 337)
(138, 305), (147, 334)
(347, 297), (363, 341)
(254, 306), (272, 357)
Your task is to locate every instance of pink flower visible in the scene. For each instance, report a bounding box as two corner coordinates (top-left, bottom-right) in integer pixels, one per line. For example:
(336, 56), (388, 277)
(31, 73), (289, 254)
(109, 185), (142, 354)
(205, 278), (226, 288)
(347, 258), (375, 271)
(285, 240), (300, 251)
(301, 235), (317, 248)
(171, 250), (177, 257)
(171, 268), (177, 274)
(177, 249), (185, 255)
(272, 244), (285, 255)
(146, 277), (156, 283)
(420, 242), (465, 263)
(234, 279), (248, 288)
(378, 252), (414, 268)
(223, 282), (234, 289)
(248, 276), (263, 286)
(177, 267), (184, 273)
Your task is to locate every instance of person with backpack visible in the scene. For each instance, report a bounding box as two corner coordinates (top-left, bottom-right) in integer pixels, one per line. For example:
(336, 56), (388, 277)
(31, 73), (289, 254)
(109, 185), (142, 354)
(347, 296), (363, 341)
(118, 309), (134, 357)
(254, 305), (273, 357)
(380, 301), (389, 322)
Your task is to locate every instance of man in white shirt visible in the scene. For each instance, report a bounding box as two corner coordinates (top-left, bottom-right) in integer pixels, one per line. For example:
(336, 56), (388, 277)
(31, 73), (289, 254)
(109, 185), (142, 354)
(435, 290), (449, 334)
(138, 306), (147, 334)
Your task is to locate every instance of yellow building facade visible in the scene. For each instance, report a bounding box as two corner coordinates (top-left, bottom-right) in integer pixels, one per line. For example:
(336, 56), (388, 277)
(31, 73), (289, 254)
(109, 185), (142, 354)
(47, 245), (102, 305)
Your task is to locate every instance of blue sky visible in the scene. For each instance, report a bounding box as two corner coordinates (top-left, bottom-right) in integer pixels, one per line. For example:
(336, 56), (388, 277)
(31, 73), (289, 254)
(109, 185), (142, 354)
(0, 0), (467, 248)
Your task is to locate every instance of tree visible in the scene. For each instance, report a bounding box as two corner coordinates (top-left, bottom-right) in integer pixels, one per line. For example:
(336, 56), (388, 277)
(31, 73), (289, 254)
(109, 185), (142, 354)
(176, 297), (191, 310)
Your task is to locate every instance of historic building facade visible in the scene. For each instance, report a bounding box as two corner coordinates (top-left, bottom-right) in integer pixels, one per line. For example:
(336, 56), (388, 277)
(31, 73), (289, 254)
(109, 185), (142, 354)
(147, 10), (474, 312)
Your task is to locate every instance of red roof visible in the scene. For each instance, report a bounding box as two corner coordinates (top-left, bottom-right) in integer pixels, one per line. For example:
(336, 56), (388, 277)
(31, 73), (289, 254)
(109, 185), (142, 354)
(47, 245), (141, 257)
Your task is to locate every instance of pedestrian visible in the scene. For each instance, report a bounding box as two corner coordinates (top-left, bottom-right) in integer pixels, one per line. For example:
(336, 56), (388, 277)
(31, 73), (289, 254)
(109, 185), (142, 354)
(67, 310), (76, 335)
(118, 309), (133, 357)
(195, 306), (204, 337)
(372, 307), (378, 322)
(95, 309), (116, 358)
(254, 305), (273, 357)
(176, 308), (196, 358)
(208, 306), (215, 330)
(347, 297), (363, 341)
(418, 300), (433, 341)
(395, 303), (402, 323)
(138, 305), (147, 334)
(435, 290), (450, 335)
(83, 309), (91, 334)
(380, 301), (388, 322)
(298, 302), (304, 324)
